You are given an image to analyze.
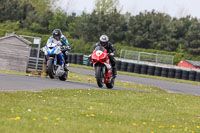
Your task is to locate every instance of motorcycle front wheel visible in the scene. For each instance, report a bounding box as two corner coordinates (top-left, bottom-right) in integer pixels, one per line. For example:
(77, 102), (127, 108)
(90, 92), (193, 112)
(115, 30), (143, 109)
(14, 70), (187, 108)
(95, 66), (104, 88)
(47, 60), (56, 79)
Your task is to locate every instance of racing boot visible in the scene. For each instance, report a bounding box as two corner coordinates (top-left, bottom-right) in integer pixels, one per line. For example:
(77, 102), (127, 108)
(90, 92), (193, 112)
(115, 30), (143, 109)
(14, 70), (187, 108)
(64, 57), (69, 71)
(64, 63), (69, 71)
(60, 64), (65, 70)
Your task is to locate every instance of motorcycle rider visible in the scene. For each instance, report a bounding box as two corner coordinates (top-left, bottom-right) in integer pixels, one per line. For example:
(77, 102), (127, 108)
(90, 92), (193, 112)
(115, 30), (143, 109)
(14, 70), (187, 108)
(46, 29), (71, 70)
(94, 35), (117, 78)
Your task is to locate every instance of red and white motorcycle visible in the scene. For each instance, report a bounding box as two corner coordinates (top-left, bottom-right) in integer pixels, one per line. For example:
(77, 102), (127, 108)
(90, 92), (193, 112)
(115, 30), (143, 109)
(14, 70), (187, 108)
(91, 45), (114, 89)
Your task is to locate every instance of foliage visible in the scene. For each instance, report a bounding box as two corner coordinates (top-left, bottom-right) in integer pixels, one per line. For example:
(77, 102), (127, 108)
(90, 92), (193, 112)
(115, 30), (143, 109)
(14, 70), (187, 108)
(94, 0), (120, 14)
(0, 0), (200, 63)
(48, 11), (67, 32)
(0, 0), (55, 34)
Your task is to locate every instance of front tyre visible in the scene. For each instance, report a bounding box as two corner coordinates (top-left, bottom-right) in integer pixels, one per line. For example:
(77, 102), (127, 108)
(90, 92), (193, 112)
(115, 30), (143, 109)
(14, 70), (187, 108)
(95, 66), (104, 88)
(47, 60), (55, 79)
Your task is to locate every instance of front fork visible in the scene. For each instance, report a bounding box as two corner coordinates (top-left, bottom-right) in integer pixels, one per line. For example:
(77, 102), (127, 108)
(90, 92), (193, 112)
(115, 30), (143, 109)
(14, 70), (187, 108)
(94, 63), (112, 83)
(46, 55), (57, 68)
(54, 55), (57, 66)
(94, 64), (105, 77)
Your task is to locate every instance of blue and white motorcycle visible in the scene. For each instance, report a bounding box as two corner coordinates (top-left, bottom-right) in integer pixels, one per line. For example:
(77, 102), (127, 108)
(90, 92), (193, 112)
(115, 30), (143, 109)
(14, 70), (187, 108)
(42, 38), (68, 81)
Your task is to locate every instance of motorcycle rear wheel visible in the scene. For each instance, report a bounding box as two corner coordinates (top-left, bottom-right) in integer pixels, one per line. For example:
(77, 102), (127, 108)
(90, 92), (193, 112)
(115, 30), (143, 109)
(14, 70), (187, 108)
(47, 60), (55, 79)
(95, 66), (104, 88)
(105, 78), (114, 89)
(59, 71), (68, 81)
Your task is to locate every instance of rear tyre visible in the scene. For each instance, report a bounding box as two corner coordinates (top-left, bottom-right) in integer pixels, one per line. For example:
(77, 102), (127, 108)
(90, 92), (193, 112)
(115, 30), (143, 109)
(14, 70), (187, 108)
(106, 78), (114, 89)
(59, 71), (68, 81)
(95, 66), (104, 88)
(47, 60), (55, 79)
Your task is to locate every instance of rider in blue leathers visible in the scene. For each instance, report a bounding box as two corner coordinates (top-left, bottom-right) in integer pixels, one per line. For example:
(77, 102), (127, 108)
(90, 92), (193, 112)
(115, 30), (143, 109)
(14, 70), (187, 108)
(46, 29), (71, 70)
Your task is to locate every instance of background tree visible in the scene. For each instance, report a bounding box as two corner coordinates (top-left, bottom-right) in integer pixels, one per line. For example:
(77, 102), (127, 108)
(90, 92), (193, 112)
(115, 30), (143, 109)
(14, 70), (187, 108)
(0, 0), (21, 22)
(95, 0), (120, 14)
(0, 0), (200, 62)
(186, 20), (200, 55)
(48, 10), (67, 32)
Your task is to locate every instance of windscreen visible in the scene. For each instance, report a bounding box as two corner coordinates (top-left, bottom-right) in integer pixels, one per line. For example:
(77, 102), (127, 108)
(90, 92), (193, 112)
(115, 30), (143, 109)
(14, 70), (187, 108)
(95, 46), (105, 52)
(47, 38), (58, 45)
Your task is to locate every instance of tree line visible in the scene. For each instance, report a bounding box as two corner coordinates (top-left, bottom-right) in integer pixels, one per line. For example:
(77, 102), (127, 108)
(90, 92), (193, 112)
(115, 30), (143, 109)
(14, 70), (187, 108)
(0, 0), (200, 57)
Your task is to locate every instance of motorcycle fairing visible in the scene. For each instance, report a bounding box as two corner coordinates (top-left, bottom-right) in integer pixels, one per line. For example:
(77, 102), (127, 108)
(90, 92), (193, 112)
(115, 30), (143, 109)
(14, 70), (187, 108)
(91, 46), (112, 83)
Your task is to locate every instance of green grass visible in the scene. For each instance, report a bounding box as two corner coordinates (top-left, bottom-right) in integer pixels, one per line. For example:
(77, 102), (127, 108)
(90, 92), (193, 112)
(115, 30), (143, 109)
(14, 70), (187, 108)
(1, 89), (200, 133)
(0, 68), (200, 132)
(70, 64), (200, 86)
(0, 70), (28, 76)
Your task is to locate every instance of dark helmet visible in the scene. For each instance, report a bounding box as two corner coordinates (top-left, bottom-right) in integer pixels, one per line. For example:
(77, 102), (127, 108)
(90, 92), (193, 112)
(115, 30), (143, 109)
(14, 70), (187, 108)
(99, 35), (109, 47)
(52, 29), (62, 39)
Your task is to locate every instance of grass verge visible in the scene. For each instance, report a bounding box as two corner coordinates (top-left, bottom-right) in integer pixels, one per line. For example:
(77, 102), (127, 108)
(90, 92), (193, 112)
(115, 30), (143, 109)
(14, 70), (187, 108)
(0, 70), (28, 76)
(1, 89), (200, 133)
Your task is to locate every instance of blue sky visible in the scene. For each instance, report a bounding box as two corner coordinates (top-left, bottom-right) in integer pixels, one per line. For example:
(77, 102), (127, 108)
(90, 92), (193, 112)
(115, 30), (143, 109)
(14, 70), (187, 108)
(56, 0), (200, 18)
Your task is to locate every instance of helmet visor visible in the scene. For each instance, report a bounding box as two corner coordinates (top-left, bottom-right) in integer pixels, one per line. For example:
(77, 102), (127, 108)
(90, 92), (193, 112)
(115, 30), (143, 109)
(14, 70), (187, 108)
(53, 34), (60, 40)
(100, 42), (106, 46)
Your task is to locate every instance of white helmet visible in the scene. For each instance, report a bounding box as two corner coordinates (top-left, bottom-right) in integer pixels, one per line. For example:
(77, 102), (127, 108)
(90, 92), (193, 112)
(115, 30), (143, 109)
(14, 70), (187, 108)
(99, 35), (109, 43)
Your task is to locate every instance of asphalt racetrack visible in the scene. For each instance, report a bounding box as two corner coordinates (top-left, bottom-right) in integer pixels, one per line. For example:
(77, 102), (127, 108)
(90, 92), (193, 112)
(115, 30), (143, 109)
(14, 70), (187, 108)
(0, 72), (136, 92)
(0, 67), (199, 96)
